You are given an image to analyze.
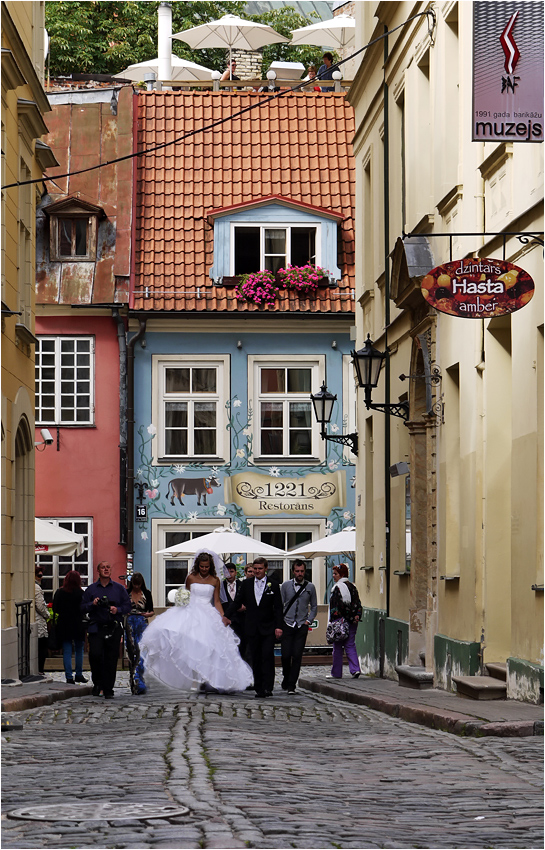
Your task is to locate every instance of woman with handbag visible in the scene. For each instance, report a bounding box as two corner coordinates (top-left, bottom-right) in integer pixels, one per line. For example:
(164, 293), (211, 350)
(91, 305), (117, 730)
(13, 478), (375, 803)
(34, 568), (49, 675)
(326, 563), (362, 679)
(53, 570), (87, 684)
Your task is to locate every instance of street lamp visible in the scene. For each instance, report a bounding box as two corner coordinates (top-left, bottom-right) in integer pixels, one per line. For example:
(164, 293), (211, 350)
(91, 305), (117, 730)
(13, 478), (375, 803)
(351, 335), (409, 420)
(310, 382), (358, 455)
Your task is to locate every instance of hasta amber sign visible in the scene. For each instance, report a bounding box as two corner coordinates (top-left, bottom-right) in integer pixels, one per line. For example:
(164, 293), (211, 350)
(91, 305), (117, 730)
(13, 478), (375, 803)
(421, 258), (534, 318)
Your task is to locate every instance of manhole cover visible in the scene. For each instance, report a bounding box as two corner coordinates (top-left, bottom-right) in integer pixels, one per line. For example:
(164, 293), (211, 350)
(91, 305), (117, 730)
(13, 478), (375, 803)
(8, 802), (189, 821)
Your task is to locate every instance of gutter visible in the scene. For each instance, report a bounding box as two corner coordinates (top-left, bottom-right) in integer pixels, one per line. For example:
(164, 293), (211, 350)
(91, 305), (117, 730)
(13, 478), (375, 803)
(112, 308), (128, 546)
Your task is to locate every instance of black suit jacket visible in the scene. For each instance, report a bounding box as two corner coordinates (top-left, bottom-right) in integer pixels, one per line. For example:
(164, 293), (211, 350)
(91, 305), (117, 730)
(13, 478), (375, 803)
(230, 577), (283, 637)
(222, 578), (242, 620)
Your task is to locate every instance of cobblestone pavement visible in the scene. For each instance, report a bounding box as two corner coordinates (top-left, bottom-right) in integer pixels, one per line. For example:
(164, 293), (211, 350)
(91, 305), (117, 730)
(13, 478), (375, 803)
(2, 671), (543, 850)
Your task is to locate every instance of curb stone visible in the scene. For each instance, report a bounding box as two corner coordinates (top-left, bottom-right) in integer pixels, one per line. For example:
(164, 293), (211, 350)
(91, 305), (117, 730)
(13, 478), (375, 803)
(1, 684), (93, 713)
(298, 678), (544, 738)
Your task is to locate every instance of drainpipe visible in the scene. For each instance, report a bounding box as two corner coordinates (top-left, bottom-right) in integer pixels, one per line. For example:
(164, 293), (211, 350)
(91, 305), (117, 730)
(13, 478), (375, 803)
(383, 25), (392, 624)
(126, 318), (147, 568)
(112, 309), (128, 546)
(158, 1), (172, 85)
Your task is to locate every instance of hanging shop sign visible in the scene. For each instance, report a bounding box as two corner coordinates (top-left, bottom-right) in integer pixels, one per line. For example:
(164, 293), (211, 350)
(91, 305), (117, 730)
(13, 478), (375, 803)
(420, 258), (534, 318)
(225, 471), (345, 517)
(472, 2), (544, 142)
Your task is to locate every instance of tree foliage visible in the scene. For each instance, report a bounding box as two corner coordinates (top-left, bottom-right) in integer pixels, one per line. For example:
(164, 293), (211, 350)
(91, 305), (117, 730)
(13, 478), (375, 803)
(45, 1), (328, 78)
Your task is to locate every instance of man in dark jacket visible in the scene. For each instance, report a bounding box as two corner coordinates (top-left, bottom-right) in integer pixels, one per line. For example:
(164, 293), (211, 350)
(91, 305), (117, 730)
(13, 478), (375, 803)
(226, 557), (283, 698)
(81, 562), (130, 699)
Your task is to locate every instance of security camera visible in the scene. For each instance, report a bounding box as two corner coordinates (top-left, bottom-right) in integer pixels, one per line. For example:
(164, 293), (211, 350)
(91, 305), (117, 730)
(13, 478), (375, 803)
(40, 428), (54, 445)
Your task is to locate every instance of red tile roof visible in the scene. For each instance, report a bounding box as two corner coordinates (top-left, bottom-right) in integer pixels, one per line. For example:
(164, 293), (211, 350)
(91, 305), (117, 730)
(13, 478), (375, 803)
(132, 91), (355, 314)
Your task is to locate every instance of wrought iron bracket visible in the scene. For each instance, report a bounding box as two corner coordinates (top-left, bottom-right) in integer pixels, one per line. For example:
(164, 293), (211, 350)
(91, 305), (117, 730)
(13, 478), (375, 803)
(399, 365), (442, 385)
(134, 480), (148, 505)
(321, 431), (358, 456)
(364, 400), (410, 421)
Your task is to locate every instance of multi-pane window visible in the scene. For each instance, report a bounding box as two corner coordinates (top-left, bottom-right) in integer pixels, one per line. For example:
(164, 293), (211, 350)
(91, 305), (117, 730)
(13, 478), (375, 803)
(161, 529), (209, 606)
(162, 365), (219, 458)
(57, 217), (88, 258)
(35, 518), (92, 604)
(35, 337), (94, 425)
(234, 225), (318, 275)
(255, 528), (314, 585)
(259, 366), (313, 457)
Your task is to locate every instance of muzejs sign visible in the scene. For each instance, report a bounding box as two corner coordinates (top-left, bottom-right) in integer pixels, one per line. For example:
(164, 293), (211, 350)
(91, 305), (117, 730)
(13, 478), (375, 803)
(473, 2), (544, 142)
(420, 258), (534, 318)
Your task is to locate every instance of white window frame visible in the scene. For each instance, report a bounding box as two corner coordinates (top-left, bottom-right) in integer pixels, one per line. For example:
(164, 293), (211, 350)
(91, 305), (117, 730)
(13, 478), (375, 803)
(152, 355), (230, 465)
(35, 517), (93, 602)
(248, 354), (326, 463)
(230, 222), (321, 275)
(151, 518), (230, 607)
(249, 518), (326, 599)
(35, 336), (95, 426)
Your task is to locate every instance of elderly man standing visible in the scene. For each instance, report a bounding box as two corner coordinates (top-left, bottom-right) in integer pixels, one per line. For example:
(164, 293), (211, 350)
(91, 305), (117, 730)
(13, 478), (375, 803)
(81, 562), (130, 699)
(280, 560), (317, 695)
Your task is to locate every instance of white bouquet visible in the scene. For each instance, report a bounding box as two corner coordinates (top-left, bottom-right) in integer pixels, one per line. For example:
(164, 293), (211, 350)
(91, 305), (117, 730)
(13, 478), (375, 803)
(175, 587), (190, 607)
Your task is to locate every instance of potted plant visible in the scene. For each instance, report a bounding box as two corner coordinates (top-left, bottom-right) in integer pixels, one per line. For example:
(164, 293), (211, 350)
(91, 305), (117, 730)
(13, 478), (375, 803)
(277, 264), (330, 293)
(235, 270), (279, 306)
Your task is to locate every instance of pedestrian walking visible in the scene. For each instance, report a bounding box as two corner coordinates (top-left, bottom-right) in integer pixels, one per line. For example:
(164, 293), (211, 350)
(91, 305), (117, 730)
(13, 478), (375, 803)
(34, 567), (49, 675)
(280, 560), (317, 694)
(53, 570), (87, 684)
(81, 561), (131, 699)
(125, 572), (154, 695)
(222, 561), (248, 660)
(327, 563), (362, 679)
(228, 557), (283, 698)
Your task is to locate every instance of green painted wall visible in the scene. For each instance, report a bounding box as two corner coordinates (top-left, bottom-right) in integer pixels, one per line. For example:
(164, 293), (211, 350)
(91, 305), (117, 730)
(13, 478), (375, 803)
(434, 633), (480, 691)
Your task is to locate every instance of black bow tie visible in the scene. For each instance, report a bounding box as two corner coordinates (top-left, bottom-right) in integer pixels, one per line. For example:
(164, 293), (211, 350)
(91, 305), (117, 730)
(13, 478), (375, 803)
(295, 582), (304, 587)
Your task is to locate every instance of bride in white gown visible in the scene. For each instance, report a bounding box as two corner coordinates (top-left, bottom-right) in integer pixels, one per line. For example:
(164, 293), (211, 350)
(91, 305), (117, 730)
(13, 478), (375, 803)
(139, 550), (253, 692)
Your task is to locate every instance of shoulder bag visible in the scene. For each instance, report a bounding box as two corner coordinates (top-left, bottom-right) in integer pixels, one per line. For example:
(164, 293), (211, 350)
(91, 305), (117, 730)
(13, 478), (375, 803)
(326, 617), (350, 645)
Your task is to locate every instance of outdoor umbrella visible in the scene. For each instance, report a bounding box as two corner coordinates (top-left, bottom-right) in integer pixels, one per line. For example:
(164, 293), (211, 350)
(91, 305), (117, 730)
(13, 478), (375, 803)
(35, 518), (85, 557)
(172, 14), (289, 79)
(289, 14), (355, 52)
(287, 526), (356, 558)
(116, 55), (213, 83)
(156, 526), (286, 558)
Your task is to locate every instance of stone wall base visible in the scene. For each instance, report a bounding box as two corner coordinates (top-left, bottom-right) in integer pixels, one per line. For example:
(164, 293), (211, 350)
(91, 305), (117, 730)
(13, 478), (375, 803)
(434, 633), (481, 692)
(507, 657), (544, 704)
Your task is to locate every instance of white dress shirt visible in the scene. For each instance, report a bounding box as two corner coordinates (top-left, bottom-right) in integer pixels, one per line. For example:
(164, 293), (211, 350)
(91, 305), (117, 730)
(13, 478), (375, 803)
(254, 577), (267, 604)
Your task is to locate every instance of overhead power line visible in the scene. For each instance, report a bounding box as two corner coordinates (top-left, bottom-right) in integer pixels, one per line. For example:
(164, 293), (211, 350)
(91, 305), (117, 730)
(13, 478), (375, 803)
(1, 10), (435, 192)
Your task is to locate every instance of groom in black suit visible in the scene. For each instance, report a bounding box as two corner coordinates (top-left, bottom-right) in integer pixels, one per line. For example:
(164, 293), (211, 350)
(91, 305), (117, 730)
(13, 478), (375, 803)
(226, 557), (283, 698)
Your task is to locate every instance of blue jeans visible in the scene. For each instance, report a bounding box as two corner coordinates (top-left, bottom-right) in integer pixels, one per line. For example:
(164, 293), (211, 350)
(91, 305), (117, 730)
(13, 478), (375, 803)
(63, 639), (84, 679)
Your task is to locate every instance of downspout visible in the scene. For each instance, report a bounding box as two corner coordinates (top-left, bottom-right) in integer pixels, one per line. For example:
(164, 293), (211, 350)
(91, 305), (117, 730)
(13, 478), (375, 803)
(126, 318), (147, 566)
(383, 25), (392, 623)
(112, 308), (128, 546)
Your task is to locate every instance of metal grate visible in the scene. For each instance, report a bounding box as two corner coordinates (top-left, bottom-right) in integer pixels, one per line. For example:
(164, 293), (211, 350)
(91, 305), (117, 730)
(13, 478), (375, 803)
(15, 600), (31, 679)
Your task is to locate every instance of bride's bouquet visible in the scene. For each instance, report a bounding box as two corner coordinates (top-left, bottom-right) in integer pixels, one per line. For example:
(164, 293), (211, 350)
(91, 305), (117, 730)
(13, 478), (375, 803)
(174, 587), (190, 607)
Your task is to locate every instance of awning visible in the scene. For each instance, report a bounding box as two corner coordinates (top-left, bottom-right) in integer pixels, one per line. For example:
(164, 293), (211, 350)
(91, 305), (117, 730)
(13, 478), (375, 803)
(35, 518), (85, 557)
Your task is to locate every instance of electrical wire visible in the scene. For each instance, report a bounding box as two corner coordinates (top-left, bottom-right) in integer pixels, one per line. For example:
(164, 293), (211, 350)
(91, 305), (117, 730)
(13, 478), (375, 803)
(1, 9), (435, 191)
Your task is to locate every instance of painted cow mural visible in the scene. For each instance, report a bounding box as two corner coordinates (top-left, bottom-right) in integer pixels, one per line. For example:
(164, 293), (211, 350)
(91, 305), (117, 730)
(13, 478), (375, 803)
(166, 476), (221, 506)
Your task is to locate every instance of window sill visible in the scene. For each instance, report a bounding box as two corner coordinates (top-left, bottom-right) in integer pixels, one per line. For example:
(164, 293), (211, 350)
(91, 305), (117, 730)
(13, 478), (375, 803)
(252, 457), (322, 466)
(15, 323), (37, 345)
(35, 422), (96, 428)
(157, 457), (225, 466)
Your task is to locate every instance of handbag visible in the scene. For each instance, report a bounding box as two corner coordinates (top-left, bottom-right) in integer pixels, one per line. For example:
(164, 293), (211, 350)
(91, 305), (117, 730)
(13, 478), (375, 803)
(326, 617), (350, 645)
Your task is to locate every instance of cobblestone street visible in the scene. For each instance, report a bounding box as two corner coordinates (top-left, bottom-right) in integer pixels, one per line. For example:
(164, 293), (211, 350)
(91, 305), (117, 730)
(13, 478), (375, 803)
(2, 672), (543, 850)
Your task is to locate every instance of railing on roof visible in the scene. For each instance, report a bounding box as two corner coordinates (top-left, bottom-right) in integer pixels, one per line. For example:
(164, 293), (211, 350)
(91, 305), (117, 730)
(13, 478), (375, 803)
(136, 78), (352, 94)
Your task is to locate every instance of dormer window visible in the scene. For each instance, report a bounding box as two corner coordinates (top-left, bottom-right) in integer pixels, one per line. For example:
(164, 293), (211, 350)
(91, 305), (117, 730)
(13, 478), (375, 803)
(45, 196), (103, 262)
(206, 195), (344, 283)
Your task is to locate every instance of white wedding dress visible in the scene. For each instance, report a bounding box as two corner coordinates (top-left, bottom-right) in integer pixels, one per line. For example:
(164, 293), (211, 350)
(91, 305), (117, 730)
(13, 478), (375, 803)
(139, 583), (253, 692)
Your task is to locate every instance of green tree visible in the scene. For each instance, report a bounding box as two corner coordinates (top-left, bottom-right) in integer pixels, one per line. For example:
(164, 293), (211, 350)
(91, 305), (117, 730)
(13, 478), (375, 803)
(45, 1), (331, 78)
(45, 1), (246, 77)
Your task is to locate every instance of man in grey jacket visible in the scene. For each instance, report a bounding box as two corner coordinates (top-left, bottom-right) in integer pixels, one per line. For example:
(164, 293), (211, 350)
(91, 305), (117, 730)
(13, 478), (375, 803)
(280, 560), (318, 695)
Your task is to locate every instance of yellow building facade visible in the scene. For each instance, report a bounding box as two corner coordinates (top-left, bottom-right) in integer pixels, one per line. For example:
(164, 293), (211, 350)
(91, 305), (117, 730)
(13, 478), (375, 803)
(1, 1), (52, 677)
(349, 1), (543, 702)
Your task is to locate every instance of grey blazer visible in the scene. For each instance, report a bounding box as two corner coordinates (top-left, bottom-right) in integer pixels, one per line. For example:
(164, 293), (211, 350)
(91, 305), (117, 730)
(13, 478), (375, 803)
(280, 579), (318, 628)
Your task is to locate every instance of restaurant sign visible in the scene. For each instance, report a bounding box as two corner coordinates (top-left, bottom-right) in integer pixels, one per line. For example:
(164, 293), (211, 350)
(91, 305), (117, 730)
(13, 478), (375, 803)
(225, 471), (344, 516)
(420, 258), (534, 318)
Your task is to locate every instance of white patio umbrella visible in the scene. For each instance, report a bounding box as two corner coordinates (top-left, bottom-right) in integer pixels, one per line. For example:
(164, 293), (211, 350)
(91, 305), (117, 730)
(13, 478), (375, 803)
(156, 526), (287, 558)
(289, 14), (355, 52)
(172, 14), (289, 79)
(117, 55), (213, 83)
(287, 526), (356, 558)
(35, 518), (85, 557)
